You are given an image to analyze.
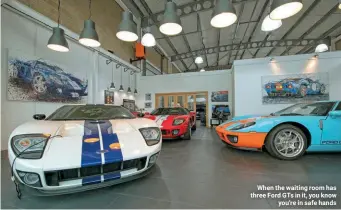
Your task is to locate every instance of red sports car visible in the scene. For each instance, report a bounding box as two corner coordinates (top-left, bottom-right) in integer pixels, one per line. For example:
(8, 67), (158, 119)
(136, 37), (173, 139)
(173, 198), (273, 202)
(144, 107), (196, 140)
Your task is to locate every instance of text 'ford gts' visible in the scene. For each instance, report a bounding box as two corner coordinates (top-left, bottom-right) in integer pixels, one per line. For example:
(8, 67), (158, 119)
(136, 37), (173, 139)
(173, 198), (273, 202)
(145, 107), (196, 140)
(216, 101), (341, 160)
(8, 105), (161, 195)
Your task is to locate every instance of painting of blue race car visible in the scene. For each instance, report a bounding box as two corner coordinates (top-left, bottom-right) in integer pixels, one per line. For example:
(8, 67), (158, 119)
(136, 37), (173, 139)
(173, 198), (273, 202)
(8, 56), (88, 103)
(262, 73), (329, 104)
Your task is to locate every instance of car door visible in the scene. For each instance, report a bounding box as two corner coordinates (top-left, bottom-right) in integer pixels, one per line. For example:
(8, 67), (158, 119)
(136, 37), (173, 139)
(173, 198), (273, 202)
(321, 102), (341, 151)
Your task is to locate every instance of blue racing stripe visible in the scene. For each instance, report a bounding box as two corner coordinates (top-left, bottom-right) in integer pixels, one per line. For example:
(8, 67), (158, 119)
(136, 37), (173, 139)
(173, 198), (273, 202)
(103, 172), (121, 182)
(82, 175), (101, 186)
(99, 120), (123, 164)
(81, 120), (102, 167)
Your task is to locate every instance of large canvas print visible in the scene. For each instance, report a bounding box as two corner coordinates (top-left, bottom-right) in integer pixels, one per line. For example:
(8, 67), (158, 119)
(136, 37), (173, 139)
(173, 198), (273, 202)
(262, 73), (329, 104)
(7, 51), (88, 103)
(211, 91), (229, 102)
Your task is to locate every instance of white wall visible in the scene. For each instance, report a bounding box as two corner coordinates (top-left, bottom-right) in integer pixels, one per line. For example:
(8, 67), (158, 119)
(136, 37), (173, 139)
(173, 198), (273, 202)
(233, 52), (341, 116)
(1, 2), (140, 150)
(136, 70), (233, 123)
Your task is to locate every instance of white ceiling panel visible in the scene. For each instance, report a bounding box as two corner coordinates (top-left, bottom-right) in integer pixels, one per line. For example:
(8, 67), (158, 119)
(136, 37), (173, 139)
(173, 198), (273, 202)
(206, 54), (217, 66)
(180, 14), (198, 33)
(306, 14), (341, 39)
(158, 39), (175, 56)
(169, 36), (189, 54)
(185, 32), (202, 51)
(218, 52), (229, 66)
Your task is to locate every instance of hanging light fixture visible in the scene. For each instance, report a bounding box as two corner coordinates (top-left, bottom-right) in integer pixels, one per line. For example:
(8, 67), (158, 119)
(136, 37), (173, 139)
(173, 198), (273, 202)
(270, 0), (303, 20)
(116, 11), (138, 42)
(127, 72), (132, 94)
(339, 0), (341, 9)
(261, 15), (282, 32)
(195, 56), (204, 64)
(47, 0), (69, 52)
(119, 66), (124, 92)
(79, 0), (100, 47)
(142, 27), (156, 47)
(200, 69), (205, 72)
(315, 44), (328, 53)
(159, 1), (182, 36)
(134, 88), (138, 95)
(109, 62), (115, 91)
(211, 0), (237, 28)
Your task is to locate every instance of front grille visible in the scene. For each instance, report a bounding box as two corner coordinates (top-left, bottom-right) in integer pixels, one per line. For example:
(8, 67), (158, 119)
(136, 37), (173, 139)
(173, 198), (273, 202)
(45, 157), (147, 186)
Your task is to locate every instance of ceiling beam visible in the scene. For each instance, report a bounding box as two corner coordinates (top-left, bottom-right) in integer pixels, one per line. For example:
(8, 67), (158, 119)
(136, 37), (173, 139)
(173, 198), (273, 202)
(240, 0), (270, 59)
(139, 0), (188, 71)
(265, 0), (321, 57)
(188, 64), (233, 72)
(280, 3), (339, 56)
(142, 0), (257, 27)
(170, 38), (328, 61)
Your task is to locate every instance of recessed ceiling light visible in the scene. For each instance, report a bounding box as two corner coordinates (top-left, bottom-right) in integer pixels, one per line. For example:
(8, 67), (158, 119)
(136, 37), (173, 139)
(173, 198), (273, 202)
(211, 0), (237, 28)
(270, 0), (303, 20)
(261, 15), (282, 32)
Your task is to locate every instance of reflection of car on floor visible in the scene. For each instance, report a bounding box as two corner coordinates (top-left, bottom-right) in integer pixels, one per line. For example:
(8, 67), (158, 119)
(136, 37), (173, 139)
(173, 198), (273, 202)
(8, 105), (161, 195)
(264, 78), (326, 97)
(216, 101), (341, 160)
(9, 59), (88, 99)
(144, 107), (196, 140)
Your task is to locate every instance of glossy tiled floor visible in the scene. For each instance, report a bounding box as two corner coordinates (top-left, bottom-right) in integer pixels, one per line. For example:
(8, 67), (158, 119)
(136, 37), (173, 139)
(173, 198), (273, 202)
(1, 124), (341, 209)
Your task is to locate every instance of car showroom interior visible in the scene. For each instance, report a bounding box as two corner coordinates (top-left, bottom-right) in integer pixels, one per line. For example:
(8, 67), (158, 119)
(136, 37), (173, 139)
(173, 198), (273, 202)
(1, 0), (341, 209)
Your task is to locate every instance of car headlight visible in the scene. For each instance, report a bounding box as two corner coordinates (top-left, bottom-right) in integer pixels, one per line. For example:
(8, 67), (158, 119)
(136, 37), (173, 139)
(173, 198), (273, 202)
(230, 122), (256, 131)
(17, 170), (42, 187)
(49, 75), (63, 85)
(173, 119), (185, 125)
(11, 134), (50, 159)
(139, 127), (161, 146)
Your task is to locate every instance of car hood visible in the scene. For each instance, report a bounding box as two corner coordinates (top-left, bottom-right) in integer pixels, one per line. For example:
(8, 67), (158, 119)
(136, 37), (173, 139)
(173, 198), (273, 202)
(10, 118), (158, 170)
(145, 115), (188, 127)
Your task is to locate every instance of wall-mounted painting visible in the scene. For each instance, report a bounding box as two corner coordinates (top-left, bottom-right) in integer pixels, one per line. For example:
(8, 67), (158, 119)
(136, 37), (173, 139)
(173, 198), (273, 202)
(145, 102), (152, 108)
(145, 93), (151, 101)
(262, 73), (329, 104)
(8, 50), (88, 103)
(211, 91), (228, 102)
(104, 90), (114, 104)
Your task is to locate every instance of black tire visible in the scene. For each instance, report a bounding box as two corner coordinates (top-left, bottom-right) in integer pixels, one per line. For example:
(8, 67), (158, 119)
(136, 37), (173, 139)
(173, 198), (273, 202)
(265, 124), (307, 160)
(191, 121), (196, 130)
(298, 85), (307, 97)
(183, 123), (191, 140)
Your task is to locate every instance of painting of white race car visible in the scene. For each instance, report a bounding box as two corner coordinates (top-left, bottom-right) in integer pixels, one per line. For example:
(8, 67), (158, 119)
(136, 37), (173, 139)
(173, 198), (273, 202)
(8, 105), (161, 195)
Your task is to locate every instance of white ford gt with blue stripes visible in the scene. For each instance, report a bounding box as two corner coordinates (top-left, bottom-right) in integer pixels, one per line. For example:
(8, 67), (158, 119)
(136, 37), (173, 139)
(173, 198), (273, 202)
(8, 104), (162, 196)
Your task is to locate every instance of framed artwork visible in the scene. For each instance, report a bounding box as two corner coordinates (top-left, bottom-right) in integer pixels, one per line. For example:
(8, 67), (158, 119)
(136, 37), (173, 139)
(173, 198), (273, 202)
(104, 90), (114, 104)
(7, 50), (88, 103)
(123, 99), (135, 111)
(145, 102), (152, 108)
(261, 73), (329, 104)
(145, 93), (151, 101)
(211, 91), (228, 102)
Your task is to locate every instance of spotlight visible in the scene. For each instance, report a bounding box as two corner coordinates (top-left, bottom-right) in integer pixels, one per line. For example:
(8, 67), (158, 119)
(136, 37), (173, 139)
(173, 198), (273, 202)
(159, 1), (182, 35)
(117, 11), (138, 42)
(261, 15), (282, 32)
(270, 0), (303, 20)
(211, 0), (237, 28)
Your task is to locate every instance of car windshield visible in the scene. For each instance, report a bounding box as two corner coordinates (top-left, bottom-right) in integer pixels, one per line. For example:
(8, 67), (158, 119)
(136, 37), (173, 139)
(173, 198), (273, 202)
(273, 102), (336, 116)
(151, 108), (188, 115)
(47, 105), (135, 121)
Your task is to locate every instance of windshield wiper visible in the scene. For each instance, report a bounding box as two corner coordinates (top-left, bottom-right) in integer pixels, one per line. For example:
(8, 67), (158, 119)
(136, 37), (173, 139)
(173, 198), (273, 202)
(280, 113), (304, 116)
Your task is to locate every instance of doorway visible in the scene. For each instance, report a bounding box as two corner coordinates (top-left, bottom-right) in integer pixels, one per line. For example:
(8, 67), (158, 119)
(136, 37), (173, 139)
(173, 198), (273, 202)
(155, 91), (209, 127)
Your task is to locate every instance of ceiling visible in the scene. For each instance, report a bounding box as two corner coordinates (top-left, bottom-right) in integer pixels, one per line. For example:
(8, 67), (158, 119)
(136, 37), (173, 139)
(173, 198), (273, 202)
(122, 0), (341, 72)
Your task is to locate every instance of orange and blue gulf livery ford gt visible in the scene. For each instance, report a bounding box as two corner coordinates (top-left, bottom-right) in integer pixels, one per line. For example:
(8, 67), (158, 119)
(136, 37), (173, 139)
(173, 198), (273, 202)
(216, 101), (341, 160)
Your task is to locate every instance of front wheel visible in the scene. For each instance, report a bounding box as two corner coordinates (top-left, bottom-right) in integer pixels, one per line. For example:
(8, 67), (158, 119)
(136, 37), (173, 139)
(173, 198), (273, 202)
(183, 123), (191, 140)
(299, 85), (307, 97)
(31, 73), (48, 96)
(265, 124), (307, 160)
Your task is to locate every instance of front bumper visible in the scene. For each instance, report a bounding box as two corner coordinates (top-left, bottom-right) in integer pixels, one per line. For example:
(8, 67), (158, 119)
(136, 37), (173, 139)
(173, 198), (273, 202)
(15, 165), (156, 196)
(161, 124), (188, 139)
(216, 123), (267, 149)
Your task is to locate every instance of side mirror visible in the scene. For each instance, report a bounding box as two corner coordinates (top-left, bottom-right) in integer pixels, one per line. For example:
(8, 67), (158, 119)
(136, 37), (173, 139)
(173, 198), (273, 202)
(329, 111), (341, 118)
(33, 114), (46, 120)
(137, 113), (145, 117)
